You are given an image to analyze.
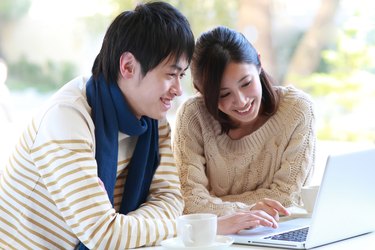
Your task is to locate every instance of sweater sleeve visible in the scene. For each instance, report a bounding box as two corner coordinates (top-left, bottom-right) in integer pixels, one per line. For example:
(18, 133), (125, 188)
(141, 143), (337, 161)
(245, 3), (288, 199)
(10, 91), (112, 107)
(173, 99), (249, 216)
(125, 119), (183, 246)
(30, 104), (181, 249)
(220, 92), (317, 207)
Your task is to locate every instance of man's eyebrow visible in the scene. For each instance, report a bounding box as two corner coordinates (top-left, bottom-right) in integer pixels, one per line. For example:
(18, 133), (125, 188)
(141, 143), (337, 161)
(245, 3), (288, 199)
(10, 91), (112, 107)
(170, 64), (189, 71)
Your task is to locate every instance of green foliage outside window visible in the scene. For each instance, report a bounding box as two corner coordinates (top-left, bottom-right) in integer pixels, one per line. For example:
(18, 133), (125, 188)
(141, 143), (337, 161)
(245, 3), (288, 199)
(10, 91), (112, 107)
(7, 56), (77, 92)
(0, 0), (31, 21)
(292, 24), (375, 142)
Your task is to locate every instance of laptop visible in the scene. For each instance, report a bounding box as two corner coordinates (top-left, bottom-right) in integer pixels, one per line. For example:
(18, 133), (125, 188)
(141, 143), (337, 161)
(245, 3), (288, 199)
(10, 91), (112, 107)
(230, 148), (375, 249)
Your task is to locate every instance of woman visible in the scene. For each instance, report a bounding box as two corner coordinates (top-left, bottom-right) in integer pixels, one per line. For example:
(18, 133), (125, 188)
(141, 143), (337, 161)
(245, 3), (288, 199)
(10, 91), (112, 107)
(173, 26), (316, 222)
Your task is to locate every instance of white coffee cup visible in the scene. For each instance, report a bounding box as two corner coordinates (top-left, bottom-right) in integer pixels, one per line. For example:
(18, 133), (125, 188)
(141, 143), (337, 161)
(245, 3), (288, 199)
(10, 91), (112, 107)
(301, 185), (320, 213)
(176, 213), (217, 247)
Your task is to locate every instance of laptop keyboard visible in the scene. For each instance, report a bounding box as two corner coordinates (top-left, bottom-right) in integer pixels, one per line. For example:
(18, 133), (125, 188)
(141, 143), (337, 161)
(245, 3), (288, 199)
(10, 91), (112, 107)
(264, 227), (309, 242)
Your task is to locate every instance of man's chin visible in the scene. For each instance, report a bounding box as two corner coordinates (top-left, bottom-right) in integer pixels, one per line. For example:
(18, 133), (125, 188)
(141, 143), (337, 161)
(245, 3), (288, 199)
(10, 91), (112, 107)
(146, 112), (167, 120)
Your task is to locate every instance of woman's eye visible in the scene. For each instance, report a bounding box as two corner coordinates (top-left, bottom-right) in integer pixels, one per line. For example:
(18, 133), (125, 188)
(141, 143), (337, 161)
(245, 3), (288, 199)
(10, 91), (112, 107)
(220, 93), (230, 98)
(242, 81), (251, 87)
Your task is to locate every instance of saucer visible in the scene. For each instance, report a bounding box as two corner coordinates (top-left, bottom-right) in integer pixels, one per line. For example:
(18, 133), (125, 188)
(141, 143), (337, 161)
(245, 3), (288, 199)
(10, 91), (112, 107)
(160, 235), (234, 250)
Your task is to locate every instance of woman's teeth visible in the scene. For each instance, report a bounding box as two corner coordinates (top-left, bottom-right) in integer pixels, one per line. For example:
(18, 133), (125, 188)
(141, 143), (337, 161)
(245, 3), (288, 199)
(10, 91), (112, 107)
(237, 103), (251, 113)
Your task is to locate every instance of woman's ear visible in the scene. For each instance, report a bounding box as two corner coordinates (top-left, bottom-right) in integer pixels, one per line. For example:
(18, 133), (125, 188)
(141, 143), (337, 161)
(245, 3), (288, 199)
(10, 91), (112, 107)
(119, 52), (137, 79)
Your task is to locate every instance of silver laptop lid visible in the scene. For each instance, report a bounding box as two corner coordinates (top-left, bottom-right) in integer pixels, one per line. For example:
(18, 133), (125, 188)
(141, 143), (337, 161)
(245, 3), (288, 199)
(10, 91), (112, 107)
(306, 148), (375, 248)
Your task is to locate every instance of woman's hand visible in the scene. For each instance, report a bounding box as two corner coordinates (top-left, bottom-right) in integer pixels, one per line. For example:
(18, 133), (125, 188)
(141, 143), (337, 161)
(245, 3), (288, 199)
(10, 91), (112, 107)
(217, 210), (279, 235)
(251, 198), (290, 221)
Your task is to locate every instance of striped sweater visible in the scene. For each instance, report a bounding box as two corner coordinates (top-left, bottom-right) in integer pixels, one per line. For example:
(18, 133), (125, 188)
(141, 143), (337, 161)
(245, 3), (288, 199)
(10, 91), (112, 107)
(0, 76), (183, 249)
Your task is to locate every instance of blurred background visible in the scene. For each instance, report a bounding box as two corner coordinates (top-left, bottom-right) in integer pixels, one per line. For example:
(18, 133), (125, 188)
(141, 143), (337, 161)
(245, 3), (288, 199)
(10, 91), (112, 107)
(1, 0), (375, 181)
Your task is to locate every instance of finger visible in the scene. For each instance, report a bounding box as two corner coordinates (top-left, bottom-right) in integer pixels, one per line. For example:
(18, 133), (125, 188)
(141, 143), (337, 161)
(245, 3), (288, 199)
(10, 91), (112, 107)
(231, 212), (278, 233)
(251, 203), (280, 220)
(239, 210), (278, 226)
(258, 218), (278, 228)
(245, 217), (277, 229)
(250, 211), (279, 228)
(262, 205), (280, 220)
(262, 198), (290, 216)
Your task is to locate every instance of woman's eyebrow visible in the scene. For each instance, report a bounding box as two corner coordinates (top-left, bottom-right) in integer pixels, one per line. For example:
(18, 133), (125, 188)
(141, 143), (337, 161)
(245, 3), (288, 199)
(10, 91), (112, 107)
(220, 75), (251, 90)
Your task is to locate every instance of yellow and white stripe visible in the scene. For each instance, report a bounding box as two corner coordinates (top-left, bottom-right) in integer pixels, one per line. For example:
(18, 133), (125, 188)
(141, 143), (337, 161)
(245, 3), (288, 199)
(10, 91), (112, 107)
(0, 76), (183, 249)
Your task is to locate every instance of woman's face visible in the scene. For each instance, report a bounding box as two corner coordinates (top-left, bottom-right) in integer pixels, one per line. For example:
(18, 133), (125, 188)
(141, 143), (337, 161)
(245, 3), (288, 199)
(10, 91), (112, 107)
(218, 62), (262, 127)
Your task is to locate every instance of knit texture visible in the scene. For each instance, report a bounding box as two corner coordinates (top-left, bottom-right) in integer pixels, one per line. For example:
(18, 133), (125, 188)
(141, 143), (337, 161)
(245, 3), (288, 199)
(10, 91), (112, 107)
(173, 86), (316, 216)
(0, 76), (183, 249)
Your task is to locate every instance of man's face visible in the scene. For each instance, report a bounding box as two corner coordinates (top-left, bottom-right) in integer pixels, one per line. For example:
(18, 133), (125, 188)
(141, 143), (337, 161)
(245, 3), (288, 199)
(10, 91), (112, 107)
(119, 55), (189, 120)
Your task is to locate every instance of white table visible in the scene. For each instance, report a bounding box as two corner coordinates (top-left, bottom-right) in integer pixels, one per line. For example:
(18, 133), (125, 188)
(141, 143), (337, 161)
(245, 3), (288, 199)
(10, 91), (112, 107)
(142, 207), (375, 250)
(142, 231), (375, 249)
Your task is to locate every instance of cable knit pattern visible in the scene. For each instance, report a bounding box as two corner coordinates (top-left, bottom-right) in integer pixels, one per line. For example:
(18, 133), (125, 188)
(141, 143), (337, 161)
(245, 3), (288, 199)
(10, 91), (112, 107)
(173, 86), (316, 216)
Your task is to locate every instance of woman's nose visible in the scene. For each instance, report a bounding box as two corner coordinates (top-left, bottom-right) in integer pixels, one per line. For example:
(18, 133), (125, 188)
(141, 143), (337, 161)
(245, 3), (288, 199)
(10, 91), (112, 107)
(233, 91), (247, 107)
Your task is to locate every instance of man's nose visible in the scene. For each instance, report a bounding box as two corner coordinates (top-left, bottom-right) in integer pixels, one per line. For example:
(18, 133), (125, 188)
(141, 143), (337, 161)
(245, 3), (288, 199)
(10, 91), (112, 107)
(171, 78), (183, 97)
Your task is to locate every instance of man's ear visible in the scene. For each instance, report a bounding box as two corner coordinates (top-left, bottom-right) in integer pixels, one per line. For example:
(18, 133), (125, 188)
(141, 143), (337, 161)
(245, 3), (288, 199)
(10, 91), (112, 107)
(119, 52), (137, 79)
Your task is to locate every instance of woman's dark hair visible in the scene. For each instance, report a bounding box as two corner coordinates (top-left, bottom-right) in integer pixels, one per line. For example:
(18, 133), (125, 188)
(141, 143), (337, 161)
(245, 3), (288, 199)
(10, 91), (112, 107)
(191, 26), (279, 133)
(92, 1), (195, 83)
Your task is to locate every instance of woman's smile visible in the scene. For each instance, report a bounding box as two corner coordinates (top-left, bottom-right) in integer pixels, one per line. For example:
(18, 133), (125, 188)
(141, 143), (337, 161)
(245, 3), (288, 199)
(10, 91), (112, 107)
(233, 99), (255, 115)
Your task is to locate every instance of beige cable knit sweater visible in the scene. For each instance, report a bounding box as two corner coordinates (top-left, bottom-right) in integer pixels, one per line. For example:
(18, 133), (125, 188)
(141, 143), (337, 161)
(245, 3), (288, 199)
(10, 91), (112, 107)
(173, 86), (316, 216)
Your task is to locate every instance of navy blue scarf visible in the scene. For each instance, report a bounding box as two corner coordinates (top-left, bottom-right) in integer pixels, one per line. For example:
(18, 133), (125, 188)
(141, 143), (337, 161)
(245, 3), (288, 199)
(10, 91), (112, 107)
(78, 75), (159, 249)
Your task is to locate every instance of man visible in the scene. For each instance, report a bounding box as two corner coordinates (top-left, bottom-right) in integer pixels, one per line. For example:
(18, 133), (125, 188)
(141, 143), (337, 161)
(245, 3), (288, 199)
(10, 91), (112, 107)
(0, 2), (194, 249)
